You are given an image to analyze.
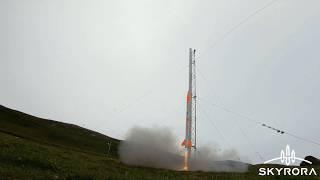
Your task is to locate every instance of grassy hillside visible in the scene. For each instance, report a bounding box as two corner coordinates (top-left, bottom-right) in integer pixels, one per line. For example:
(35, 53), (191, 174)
(0, 105), (319, 179)
(0, 105), (119, 157)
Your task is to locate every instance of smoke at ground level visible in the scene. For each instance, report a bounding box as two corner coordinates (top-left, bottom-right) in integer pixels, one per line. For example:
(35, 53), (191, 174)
(118, 126), (248, 172)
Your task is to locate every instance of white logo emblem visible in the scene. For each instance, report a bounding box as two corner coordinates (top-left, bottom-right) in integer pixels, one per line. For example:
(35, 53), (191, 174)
(264, 145), (312, 165)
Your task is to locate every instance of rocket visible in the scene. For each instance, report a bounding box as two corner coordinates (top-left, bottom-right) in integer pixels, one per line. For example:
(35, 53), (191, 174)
(181, 48), (196, 167)
(181, 89), (193, 148)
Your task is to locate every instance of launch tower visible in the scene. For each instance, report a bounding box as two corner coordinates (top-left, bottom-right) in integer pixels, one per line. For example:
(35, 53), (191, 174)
(181, 48), (197, 170)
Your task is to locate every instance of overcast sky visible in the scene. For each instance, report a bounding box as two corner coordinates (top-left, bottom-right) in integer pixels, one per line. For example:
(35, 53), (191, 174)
(1, 0), (320, 164)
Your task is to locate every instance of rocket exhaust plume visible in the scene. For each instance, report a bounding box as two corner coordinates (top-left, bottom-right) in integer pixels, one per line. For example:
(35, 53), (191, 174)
(183, 151), (188, 171)
(119, 126), (249, 172)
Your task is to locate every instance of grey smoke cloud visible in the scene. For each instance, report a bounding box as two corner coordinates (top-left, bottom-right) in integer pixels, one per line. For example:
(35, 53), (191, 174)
(119, 126), (182, 170)
(119, 126), (248, 172)
(189, 145), (247, 172)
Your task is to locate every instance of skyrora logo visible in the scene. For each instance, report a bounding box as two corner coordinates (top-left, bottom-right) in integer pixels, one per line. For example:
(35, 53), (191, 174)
(258, 145), (318, 176)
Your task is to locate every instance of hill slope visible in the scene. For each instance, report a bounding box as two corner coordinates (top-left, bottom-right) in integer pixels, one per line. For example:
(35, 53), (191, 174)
(0, 105), (119, 157)
(0, 105), (318, 179)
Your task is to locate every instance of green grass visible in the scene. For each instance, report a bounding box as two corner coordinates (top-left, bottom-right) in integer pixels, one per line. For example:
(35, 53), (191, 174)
(0, 105), (119, 157)
(0, 105), (319, 179)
